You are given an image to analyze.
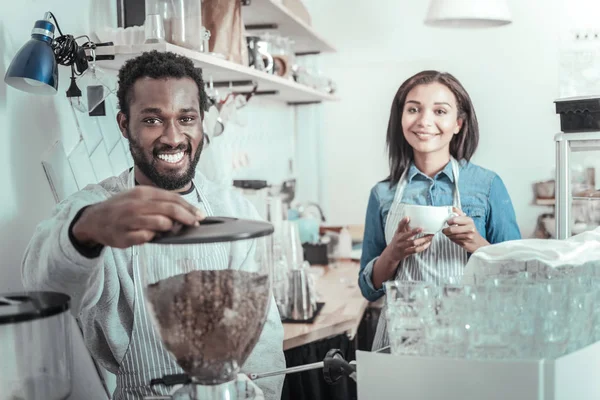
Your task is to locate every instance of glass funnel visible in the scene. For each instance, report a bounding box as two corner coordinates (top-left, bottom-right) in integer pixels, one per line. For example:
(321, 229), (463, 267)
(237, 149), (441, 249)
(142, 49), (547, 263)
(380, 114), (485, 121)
(139, 216), (273, 398)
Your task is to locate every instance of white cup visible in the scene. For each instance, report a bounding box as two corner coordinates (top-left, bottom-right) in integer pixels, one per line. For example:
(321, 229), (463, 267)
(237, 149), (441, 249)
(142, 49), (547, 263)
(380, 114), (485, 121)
(403, 204), (458, 234)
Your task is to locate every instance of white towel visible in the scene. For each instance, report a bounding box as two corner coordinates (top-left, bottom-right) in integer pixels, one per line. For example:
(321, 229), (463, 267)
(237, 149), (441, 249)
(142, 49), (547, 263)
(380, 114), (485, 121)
(462, 227), (600, 284)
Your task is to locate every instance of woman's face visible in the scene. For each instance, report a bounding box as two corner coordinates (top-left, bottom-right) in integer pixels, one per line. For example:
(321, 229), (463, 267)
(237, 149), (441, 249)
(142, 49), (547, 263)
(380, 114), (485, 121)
(401, 82), (463, 159)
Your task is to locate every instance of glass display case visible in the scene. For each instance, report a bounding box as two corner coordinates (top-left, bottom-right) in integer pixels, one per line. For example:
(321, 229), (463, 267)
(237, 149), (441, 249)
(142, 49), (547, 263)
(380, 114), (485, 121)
(555, 131), (600, 239)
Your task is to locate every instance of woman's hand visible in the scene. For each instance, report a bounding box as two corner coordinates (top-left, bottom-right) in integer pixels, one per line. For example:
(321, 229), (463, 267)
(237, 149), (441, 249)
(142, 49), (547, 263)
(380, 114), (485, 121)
(372, 216), (434, 289)
(385, 216), (434, 262)
(442, 207), (490, 253)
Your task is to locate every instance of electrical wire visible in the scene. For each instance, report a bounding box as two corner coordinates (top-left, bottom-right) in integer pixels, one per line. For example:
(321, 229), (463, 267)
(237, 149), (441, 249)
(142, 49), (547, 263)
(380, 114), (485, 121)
(52, 35), (79, 69)
(47, 11), (90, 75)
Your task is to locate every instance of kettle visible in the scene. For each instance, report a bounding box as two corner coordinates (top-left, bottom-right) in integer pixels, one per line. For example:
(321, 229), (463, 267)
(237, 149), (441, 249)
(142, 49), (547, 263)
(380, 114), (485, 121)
(288, 262), (317, 321)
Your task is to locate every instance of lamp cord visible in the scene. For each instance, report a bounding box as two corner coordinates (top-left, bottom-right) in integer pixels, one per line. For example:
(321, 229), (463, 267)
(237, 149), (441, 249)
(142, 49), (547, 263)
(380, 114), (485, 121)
(47, 11), (90, 76)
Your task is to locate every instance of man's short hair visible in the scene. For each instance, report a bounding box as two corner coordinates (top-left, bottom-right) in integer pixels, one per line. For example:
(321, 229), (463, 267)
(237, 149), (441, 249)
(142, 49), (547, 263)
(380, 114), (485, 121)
(116, 50), (208, 117)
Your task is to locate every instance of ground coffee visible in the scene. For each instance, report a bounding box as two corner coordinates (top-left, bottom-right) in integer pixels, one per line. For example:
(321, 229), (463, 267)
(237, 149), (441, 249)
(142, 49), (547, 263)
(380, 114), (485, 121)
(147, 269), (270, 384)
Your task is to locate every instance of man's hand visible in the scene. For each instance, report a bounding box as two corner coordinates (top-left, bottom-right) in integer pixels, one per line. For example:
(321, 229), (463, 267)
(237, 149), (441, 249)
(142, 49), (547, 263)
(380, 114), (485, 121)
(72, 186), (205, 248)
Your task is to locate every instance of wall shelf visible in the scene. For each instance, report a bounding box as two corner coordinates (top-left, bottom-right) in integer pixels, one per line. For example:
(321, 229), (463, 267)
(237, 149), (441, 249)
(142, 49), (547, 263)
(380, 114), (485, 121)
(535, 198), (556, 206)
(95, 43), (338, 104)
(534, 196), (600, 206)
(242, 0), (336, 54)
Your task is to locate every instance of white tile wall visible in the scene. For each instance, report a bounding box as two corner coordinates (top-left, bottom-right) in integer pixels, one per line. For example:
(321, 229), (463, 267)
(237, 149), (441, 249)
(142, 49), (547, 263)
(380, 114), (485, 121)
(90, 142), (115, 182)
(99, 96), (122, 154)
(69, 139), (98, 190)
(121, 137), (134, 167)
(109, 141), (131, 175)
(74, 110), (103, 156)
(42, 140), (79, 203)
(40, 93), (136, 201)
(60, 101), (84, 156)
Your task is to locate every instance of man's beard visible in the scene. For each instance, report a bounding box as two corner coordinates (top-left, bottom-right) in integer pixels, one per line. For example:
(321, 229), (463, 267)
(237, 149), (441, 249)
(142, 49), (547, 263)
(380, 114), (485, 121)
(127, 129), (203, 191)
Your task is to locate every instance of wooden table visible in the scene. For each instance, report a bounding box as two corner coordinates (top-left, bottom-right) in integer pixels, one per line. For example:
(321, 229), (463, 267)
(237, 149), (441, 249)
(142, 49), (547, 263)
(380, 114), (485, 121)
(282, 261), (369, 351)
(320, 224), (365, 243)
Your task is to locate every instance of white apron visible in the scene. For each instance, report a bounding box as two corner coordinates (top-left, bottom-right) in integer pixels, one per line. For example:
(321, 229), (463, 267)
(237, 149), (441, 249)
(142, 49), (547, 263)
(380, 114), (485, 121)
(113, 171), (230, 399)
(371, 158), (468, 350)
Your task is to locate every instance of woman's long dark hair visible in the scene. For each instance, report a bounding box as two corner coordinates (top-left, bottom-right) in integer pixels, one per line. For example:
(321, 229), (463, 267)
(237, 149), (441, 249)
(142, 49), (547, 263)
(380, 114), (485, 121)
(386, 70), (479, 186)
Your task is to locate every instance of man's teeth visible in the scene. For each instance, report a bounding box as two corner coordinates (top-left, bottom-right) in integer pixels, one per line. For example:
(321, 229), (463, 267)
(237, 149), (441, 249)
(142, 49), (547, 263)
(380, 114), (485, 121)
(157, 152), (184, 163)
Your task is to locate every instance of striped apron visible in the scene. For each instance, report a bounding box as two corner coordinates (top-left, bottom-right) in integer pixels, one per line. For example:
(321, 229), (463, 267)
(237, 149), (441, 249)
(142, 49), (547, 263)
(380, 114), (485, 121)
(113, 171), (237, 399)
(371, 158), (468, 350)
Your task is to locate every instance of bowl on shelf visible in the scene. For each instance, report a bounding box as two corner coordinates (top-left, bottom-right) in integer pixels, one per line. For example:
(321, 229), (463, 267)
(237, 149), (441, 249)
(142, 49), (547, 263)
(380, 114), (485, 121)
(534, 180), (555, 199)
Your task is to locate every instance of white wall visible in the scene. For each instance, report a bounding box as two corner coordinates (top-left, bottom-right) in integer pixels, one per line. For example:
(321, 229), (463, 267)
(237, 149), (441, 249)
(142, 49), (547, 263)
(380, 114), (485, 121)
(305, 0), (599, 238)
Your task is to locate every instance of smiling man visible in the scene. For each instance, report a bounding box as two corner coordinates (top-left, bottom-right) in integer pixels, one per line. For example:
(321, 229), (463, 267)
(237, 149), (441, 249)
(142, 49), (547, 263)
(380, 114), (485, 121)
(120, 74), (204, 192)
(21, 51), (285, 399)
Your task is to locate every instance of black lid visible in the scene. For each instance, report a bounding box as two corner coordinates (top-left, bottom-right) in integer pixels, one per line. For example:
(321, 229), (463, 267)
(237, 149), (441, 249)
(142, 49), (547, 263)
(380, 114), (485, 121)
(0, 291), (70, 325)
(150, 216), (274, 245)
(233, 180), (268, 190)
(555, 96), (600, 114)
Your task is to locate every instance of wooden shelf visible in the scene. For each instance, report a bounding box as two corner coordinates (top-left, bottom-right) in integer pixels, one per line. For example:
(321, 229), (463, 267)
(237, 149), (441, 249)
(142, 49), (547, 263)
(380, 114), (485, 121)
(535, 198), (556, 206)
(95, 43), (338, 104)
(242, 0), (336, 54)
(534, 197), (600, 206)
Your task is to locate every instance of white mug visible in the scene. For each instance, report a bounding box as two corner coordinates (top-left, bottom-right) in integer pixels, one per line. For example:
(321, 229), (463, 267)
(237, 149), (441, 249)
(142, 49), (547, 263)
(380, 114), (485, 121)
(403, 204), (458, 235)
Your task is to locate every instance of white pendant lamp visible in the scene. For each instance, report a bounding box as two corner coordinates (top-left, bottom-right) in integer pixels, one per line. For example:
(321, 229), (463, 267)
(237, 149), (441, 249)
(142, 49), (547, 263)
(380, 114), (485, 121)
(424, 0), (512, 28)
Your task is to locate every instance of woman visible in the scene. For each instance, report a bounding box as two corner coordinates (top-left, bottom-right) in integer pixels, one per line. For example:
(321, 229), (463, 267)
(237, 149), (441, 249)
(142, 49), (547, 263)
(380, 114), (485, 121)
(359, 70), (521, 350)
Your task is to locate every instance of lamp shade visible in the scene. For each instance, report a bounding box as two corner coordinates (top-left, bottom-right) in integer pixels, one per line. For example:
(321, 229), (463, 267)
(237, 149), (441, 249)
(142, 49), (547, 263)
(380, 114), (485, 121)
(424, 0), (512, 28)
(4, 18), (58, 95)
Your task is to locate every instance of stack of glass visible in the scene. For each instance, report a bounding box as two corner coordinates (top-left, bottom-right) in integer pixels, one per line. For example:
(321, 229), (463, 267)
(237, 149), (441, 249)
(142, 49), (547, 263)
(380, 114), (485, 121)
(385, 261), (600, 360)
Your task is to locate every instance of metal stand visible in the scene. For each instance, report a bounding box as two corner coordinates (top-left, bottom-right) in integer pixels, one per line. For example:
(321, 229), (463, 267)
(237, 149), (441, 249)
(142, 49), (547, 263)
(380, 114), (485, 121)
(249, 348), (359, 384)
(247, 346), (391, 384)
(143, 347), (371, 399)
(554, 131), (600, 239)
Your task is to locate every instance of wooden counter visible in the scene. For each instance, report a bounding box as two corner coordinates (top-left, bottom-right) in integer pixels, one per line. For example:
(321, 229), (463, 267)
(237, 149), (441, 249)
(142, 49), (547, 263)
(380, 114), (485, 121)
(320, 224), (365, 243)
(283, 261), (369, 351)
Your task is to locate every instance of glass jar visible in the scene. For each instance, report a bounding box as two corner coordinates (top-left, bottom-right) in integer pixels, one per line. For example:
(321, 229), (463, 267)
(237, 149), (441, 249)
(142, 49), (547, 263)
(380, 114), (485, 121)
(144, 0), (169, 43)
(169, 0), (204, 51)
(139, 217), (274, 397)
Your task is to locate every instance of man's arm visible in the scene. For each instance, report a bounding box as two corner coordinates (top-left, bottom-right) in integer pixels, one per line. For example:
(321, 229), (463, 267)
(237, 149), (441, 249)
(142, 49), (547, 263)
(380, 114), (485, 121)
(22, 184), (206, 373)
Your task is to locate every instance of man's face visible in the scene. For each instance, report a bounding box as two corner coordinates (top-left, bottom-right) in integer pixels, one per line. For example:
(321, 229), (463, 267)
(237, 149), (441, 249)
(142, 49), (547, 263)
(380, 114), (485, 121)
(117, 77), (203, 191)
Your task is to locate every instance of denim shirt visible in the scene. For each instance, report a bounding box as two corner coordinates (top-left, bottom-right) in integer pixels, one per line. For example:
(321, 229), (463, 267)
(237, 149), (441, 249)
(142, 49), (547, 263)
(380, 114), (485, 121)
(358, 160), (521, 302)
